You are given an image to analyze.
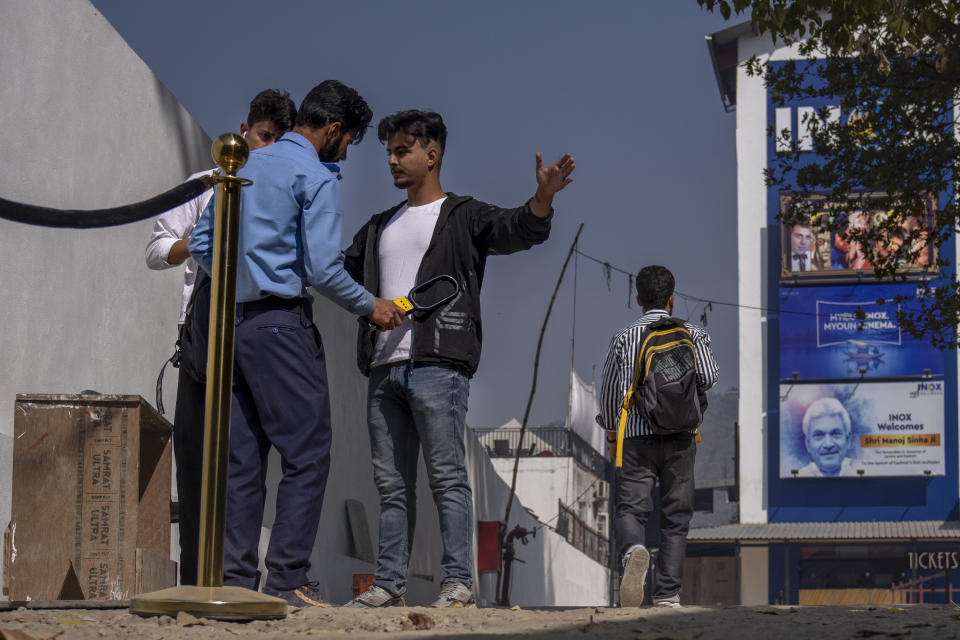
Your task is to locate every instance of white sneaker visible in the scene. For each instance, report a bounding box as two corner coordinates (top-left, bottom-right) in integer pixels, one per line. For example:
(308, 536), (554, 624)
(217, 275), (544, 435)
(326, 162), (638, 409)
(654, 594), (681, 608)
(343, 584), (405, 608)
(619, 545), (649, 607)
(428, 581), (475, 608)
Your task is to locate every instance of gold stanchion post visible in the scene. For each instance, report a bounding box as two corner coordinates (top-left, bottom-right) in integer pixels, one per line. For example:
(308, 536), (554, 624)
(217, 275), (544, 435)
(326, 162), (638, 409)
(130, 134), (287, 620)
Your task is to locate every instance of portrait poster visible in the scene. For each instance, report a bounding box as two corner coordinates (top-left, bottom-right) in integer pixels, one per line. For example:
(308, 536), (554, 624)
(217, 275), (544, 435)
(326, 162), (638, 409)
(779, 381), (945, 478)
(778, 283), (945, 379)
(779, 192), (937, 279)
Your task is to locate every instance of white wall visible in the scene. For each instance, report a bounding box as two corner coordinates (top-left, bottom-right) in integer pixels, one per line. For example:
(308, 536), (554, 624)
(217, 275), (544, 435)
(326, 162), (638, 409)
(734, 33), (805, 523)
(490, 456), (607, 535)
(490, 457), (570, 524)
(0, 0), (211, 589)
(468, 432), (610, 607)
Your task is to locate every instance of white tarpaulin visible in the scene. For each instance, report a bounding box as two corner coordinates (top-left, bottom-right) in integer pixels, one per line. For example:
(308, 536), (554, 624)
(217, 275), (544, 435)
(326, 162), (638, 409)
(566, 369), (607, 455)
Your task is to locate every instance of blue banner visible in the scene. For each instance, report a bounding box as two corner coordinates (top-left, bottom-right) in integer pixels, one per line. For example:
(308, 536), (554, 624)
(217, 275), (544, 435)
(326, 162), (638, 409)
(779, 283), (944, 379)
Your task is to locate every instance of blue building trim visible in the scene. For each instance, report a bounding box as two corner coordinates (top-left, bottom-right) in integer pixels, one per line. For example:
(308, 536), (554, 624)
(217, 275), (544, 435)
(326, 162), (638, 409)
(764, 60), (959, 523)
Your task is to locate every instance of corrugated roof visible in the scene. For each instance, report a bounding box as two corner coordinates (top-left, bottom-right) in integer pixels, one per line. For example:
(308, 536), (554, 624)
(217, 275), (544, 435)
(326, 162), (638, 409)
(689, 520), (960, 542)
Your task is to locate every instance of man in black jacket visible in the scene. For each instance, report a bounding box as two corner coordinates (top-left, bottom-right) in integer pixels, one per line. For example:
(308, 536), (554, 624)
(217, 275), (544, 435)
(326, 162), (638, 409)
(344, 110), (574, 608)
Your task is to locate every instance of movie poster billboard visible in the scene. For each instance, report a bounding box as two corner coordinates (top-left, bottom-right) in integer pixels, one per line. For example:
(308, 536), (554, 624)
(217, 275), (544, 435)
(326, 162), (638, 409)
(779, 283), (944, 379)
(779, 192), (937, 279)
(779, 381), (945, 478)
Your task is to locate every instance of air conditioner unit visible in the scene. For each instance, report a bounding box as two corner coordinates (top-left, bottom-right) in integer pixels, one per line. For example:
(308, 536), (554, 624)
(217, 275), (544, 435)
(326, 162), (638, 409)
(595, 480), (609, 500)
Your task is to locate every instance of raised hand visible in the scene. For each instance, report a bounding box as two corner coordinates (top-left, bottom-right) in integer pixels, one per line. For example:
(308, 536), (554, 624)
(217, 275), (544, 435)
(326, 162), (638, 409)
(536, 152), (575, 195)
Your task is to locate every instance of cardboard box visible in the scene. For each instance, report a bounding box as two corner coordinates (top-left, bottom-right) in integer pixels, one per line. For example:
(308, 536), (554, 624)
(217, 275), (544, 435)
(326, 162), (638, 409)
(6, 394), (174, 601)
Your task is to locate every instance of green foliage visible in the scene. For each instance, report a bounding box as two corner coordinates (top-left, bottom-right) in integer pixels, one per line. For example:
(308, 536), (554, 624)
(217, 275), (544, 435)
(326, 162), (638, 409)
(699, 0), (960, 347)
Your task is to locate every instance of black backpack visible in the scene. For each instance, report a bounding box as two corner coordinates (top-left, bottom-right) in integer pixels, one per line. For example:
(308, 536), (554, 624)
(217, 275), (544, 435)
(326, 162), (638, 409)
(617, 318), (707, 451)
(154, 269), (210, 414)
(177, 269), (212, 384)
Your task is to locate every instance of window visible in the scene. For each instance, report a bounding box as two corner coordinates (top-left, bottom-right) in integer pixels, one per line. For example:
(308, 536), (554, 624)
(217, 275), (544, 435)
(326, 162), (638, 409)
(694, 488), (714, 513)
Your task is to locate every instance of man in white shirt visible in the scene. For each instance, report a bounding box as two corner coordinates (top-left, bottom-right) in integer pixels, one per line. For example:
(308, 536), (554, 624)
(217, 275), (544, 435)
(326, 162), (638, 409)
(343, 110), (574, 608)
(144, 89), (297, 585)
(146, 90), (297, 321)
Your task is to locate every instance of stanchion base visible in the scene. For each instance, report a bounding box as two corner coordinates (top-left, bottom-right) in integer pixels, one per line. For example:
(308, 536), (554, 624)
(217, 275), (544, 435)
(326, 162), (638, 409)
(129, 585), (287, 621)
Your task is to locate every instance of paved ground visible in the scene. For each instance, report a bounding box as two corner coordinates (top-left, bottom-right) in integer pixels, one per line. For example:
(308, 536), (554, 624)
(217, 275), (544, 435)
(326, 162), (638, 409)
(0, 603), (959, 640)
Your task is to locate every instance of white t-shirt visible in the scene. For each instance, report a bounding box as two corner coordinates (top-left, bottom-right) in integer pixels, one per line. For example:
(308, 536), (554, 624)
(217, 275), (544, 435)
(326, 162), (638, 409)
(144, 169), (215, 324)
(371, 197), (446, 367)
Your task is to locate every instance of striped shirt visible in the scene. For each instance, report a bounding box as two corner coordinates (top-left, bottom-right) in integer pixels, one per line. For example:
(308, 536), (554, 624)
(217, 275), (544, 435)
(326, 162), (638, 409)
(597, 309), (719, 438)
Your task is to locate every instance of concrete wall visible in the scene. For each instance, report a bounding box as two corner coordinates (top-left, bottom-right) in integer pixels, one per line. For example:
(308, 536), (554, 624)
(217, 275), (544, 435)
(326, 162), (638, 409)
(0, 0), (211, 588)
(468, 432), (610, 607)
(490, 458), (570, 524)
(489, 457), (608, 535)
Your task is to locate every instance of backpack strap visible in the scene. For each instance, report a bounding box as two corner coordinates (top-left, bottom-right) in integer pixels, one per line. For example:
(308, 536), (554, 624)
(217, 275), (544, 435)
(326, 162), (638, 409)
(616, 341), (646, 468)
(616, 322), (669, 467)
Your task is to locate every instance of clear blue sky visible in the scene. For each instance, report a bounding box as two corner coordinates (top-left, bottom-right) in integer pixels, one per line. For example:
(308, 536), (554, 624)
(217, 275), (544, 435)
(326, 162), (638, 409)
(90, 0), (739, 429)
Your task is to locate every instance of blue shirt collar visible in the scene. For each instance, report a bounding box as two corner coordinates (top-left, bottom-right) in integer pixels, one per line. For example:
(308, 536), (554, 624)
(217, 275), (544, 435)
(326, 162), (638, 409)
(278, 132), (342, 179)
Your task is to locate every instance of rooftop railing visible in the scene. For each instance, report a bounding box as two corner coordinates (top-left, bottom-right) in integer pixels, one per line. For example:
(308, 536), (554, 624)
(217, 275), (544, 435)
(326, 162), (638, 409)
(473, 427), (610, 478)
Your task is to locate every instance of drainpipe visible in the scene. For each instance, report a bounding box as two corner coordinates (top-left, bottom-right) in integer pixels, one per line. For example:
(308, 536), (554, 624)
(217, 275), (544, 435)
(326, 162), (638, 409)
(498, 525), (533, 606)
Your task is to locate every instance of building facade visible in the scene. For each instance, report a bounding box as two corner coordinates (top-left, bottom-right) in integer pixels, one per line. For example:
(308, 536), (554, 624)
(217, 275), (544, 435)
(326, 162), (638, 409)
(700, 21), (960, 606)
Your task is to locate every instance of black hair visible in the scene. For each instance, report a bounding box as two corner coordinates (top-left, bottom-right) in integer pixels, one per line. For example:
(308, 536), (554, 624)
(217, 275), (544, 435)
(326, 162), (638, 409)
(377, 110), (447, 157)
(295, 80), (372, 143)
(247, 89), (297, 132)
(635, 265), (675, 309)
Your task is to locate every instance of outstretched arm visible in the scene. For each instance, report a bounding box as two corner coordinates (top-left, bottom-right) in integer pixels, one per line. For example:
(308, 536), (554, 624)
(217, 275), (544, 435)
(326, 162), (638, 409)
(529, 152), (575, 218)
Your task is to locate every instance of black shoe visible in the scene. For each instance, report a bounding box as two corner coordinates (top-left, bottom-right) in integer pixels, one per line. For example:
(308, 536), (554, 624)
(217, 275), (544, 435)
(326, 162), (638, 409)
(264, 581), (328, 607)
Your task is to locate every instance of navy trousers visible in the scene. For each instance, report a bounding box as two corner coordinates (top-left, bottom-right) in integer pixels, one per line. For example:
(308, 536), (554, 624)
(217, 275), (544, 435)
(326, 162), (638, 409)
(222, 299), (332, 591)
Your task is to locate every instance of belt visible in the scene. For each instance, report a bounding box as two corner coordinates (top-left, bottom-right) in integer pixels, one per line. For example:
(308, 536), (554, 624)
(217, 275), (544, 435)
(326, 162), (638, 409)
(240, 295), (305, 313)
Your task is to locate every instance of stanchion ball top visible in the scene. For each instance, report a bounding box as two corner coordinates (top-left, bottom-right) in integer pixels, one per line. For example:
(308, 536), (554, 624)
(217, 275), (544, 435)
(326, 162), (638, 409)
(211, 133), (249, 176)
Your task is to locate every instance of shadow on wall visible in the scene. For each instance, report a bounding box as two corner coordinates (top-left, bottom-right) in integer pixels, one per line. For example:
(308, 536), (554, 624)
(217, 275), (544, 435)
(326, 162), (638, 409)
(152, 75), (212, 175)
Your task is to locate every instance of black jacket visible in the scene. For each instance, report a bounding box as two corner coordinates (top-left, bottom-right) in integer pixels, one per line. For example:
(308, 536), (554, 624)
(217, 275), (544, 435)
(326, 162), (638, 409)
(344, 193), (552, 377)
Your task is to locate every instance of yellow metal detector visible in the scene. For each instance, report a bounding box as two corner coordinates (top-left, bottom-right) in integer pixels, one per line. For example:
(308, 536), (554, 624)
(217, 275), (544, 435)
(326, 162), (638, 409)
(393, 274), (460, 314)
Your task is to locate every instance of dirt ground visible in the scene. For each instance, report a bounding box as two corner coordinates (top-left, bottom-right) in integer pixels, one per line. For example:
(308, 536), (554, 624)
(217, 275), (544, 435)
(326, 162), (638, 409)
(0, 603), (958, 640)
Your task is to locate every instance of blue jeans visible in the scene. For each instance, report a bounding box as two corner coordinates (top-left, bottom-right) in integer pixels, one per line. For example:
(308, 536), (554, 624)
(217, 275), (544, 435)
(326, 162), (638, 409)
(367, 363), (473, 595)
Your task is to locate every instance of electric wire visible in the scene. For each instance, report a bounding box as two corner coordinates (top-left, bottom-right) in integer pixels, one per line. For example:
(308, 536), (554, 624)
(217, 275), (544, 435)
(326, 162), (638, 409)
(574, 248), (909, 319)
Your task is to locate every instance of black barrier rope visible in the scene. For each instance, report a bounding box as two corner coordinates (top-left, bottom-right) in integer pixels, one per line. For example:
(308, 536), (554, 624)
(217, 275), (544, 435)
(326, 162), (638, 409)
(0, 177), (213, 228)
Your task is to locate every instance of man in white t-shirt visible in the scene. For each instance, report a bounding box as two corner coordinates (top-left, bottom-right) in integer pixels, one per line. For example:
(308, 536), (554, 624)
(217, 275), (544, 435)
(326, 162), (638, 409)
(144, 89), (296, 585)
(344, 110), (575, 608)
